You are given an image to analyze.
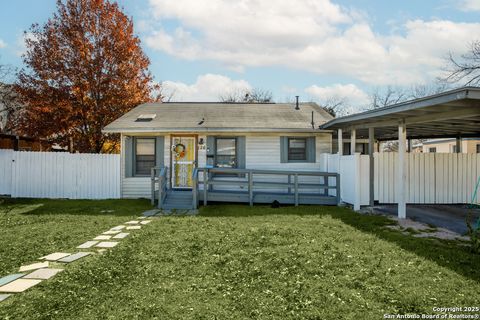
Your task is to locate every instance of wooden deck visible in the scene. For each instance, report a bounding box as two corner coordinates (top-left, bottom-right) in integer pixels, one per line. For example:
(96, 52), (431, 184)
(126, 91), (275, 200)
(152, 167), (340, 210)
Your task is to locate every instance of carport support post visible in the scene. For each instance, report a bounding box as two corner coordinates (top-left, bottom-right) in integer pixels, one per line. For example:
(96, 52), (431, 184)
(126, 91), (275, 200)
(397, 121), (407, 219)
(350, 129), (356, 155)
(368, 127), (375, 207)
(456, 136), (461, 153)
(338, 129), (343, 155)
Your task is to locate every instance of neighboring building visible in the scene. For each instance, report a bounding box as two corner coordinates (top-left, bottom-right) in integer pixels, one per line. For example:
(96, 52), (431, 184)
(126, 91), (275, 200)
(415, 138), (480, 153)
(0, 133), (46, 151)
(103, 102), (334, 198)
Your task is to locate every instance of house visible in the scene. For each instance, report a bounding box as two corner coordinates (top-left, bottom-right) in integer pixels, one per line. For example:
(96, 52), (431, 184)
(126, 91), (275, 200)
(0, 133), (47, 151)
(413, 138), (480, 153)
(103, 101), (335, 203)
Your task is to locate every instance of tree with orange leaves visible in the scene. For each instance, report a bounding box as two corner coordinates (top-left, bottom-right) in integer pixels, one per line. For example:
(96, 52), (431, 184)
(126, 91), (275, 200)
(16, 0), (159, 153)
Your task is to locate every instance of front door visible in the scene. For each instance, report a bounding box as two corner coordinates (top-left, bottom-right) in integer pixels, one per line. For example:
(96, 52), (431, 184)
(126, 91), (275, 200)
(171, 136), (196, 189)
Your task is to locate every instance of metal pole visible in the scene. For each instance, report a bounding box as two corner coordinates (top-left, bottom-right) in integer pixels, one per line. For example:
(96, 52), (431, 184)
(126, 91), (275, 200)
(397, 121), (407, 219)
(338, 129), (343, 155)
(350, 129), (356, 155)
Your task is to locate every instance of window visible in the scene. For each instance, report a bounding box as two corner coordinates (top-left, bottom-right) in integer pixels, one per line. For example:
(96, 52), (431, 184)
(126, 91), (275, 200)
(215, 138), (237, 168)
(135, 138), (155, 175)
(429, 147), (436, 153)
(288, 138), (307, 161)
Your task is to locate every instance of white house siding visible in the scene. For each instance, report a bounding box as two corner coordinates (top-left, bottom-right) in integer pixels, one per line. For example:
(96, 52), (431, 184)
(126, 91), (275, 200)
(120, 132), (332, 198)
(121, 133), (168, 199)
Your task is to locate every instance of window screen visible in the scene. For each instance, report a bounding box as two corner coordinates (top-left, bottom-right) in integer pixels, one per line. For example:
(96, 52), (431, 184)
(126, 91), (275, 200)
(135, 138), (155, 175)
(288, 138), (307, 161)
(215, 138), (237, 168)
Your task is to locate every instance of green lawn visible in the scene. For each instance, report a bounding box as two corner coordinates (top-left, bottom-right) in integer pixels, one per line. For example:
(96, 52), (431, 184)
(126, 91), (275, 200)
(0, 200), (479, 319)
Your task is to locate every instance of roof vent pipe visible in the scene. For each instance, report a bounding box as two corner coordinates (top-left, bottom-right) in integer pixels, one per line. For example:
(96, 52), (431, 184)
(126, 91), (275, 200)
(295, 96), (300, 110)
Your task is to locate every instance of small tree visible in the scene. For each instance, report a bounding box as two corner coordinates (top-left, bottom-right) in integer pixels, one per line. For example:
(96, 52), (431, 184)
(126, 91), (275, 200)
(17, 0), (159, 153)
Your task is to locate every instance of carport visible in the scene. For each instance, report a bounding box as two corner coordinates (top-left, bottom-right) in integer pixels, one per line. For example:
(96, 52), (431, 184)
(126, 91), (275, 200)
(320, 87), (480, 218)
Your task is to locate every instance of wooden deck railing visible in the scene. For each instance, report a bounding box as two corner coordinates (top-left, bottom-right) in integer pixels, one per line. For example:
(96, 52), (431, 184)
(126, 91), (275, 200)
(151, 166), (168, 209)
(191, 167), (340, 210)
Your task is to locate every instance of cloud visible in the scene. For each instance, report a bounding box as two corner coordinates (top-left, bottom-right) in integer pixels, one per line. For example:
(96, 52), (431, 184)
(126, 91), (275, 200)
(305, 83), (370, 112)
(460, 0), (480, 11)
(0, 39), (6, 49)
(144, 0), (480, 86)
(161, 73), (252, 101)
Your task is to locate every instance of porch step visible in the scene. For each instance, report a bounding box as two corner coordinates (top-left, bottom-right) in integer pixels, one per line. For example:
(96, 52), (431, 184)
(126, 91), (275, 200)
(161, 191), (194, 210)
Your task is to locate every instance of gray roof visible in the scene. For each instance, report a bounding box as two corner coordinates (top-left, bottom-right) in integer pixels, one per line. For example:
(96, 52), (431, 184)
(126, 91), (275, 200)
(103, 102), (334, 133)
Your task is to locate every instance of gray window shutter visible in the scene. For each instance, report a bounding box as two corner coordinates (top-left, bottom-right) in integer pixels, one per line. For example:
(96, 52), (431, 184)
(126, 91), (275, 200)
(236, 136), (246, 169)
(125, 136), (133, 177)
(155, 136), (164, 168)
(306, 136), (316, 163)
(280, 136), (288, 163)
(206, 136), (215, 156)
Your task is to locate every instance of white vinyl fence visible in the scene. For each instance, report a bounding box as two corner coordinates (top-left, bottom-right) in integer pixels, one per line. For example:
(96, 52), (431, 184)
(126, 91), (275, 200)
(375, 152), (480, 204)
(0, 150), (120, 199)
(321, 152), (480, 209)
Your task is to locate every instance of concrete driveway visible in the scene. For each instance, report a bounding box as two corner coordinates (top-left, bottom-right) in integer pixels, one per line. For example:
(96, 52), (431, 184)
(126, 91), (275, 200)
(374, 204), (480, 235)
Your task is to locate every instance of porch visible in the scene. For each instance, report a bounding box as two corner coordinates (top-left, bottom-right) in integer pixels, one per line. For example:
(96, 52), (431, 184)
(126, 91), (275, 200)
(151, 167), (340, 211)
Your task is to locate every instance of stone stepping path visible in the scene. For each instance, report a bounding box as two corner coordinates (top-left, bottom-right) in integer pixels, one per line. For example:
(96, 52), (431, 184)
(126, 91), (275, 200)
(125, 220), (140, 225)
(112, 232), (129, 239)
(95, 241), (118, 248)
(77, 241), (98, 249)
(1, 215), (154, 303)
(93, 235), (112, 240)
(110, 225), (126, 231)
(19, 262), (49, 272)
(0, 279), (42, 293)
(24, 268), (63, 280)
(40, 252), (71, 261)
(0, 274), (25, 287)
(58, 252), (92, 263)
(102, 230), (121, 235)
(126, 226), (141, 230)
(0, 294), (11, 302)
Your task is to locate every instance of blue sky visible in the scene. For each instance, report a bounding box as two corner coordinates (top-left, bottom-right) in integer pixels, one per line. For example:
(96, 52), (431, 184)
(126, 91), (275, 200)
(1, 0), (480, 110)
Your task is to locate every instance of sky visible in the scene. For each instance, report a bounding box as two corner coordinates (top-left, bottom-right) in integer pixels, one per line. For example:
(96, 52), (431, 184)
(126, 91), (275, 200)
(1, 0), (480, 111)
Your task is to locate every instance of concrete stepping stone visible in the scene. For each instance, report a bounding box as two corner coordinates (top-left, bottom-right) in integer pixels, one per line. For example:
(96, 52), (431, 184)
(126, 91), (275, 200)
(0, 294), (11, 302)
(125, 220), (140, 225)
(140, 220), (152, 225)
(0, 279), (42, 293)
(102, 230), (121, 235)
(93, 235), (112, 240)
(110, 225), (126, 231)
(40, 252), (71, 261)
(77, 241), (99, 249)
(23, 268), (63, 280)
(19, 262), (49, 272)
(112, 232), (129, 239)
(58, 252), (92, 263)
(95, 241), (118, 248)
(138, 216), (147, 219)
(0, 274), (25, 287)
(97, 249), (107, 254)
(126, 226), (141, 230)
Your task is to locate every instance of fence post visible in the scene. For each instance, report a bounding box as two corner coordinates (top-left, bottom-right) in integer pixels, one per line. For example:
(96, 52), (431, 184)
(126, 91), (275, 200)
(203, 169), (208, 206)
(192, 170), (197, 209)
(248, 171), (253, 206)
(294, 174), (299, 206)
(336, 174), (341, 205)
(151, 167), (156, 206)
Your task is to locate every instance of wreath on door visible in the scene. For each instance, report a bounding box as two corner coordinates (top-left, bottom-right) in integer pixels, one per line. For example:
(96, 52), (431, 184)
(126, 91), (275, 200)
(172, 143), (186, 158)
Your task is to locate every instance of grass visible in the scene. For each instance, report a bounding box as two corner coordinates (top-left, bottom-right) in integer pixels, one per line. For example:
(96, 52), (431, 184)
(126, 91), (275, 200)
(1, 200), (479, 319)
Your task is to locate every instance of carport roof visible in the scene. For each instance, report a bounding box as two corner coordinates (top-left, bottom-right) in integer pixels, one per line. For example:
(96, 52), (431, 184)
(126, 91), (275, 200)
(320, 87), (480, 140)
